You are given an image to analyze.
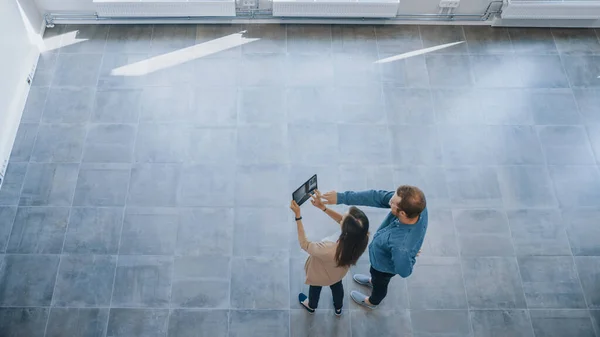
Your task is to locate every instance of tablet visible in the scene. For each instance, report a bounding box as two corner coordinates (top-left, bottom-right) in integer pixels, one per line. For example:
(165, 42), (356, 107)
(292, 174), (318, 206)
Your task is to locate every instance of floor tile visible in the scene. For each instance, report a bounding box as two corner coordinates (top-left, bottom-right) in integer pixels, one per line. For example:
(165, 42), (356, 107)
(46, 308), (109, 337)
(384, 88), (434, 125)
(134, 124), (187, 163)
(238, 87), (285, 124)
(74, 164), (130, 207)
(289, 124), (339, 165)
(53, 255), (117, 307)
(111, 255), (173, 308)
(229, 310), (290, 337)
(334, 56), (380, 88)
(92, 88), (142, 123)
(508, 28), (558, 55)
(478, 89), (534, 125)
(587, 125), (600, 164)
(53, 53), (102, 87)
(418, 210), (458, 257)
(336, 86), (385, 124)
(350, 309), (412, 336)
(9, 123), (38, 162)
(470, 310), (534, 337)
(242, 24), (287, 54)
(552, 29), (600, 55)
(21, 87), (48, 123)
(127, 164), (180, 207)
(177, 164), (235, 207)
(426, 55), (474, 87)
(445, 167), (503, 208)
(517, 55), (570, 88)
(285, 55), (335, 87)
(150, 24), (196, 54)
(43, 87), (94, 123)
(393, 167), (450, 208)
(7, 207), (69, 254)
(431, 88), (483, 124)
(507, 209), (571, 256)
(32, 52), (58, 87)
(549, 166), (600, 207)
(291, 309), (350, 337)
(235, 165), (289, 207)
(471, 55), (524, 88)
(182, 126), (234, 163)
(439, 125), (495, 164)
(338, 124), (391, 164)
(176, 208), (234, 256)
(120, 207), (178, 255)
(407, 257), (468, 309)
(563, 209), (600, 256)
(529, 89), (581, 125)
(233, 207), (291, 258)
(106, 308), (169, 337)
(241, 54), (286, 86)
(339, 165), (394, 192)
(60, 24), (109, 53)
(420, 25), (468, 54)
(573, 89), (600, 124)
(194, 58), (240, 87)
(171, 256), (230, 309)
(562, 56), (600, 88)
(464, 26), (513, 54)
(63, 207), (123, 254)
(105, 24), (153, 53)
(0, 308), (49, 337)
(332, 25), (377, 55)
(286, 87), (338, 124)
(390, 126), (441, 165)
(378, 54), (429, 87)
(529, 309), (596, 337)
(0, 163), (27, 206)
(538, 126), (596, 165)
(590, 310), (600, 337)
(191, 87), (237, 126)
(518, 256), (586, 309)
(230, 256), (289, 309)
(0, 254), (59, 306)
(195, 24), (244, 58)
(497, 166), (557, 208)
(167, 309), (229, 337)
(31, 124), (86, 163)
(410, 309), (471, 337)
(376, 25), (422, 54)
(83, 124), (136, 163)
(575, 257), (600, 308)
(139, 86), (192, 123)
(454, 209), (514, 257)
(237, 125), (288, 165)
(97, 53), (151, 89)
(0, 207), (16, 252)
(462, 257), (527, 309)
(286, 25), (332, 55)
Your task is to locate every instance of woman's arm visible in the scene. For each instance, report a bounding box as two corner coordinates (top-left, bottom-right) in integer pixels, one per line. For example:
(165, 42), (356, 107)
(296, 218), (310, 252)
(323, 207), (343, 226)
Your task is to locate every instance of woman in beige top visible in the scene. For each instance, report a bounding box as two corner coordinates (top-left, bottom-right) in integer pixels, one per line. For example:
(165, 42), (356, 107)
(290, 190), (369, 316)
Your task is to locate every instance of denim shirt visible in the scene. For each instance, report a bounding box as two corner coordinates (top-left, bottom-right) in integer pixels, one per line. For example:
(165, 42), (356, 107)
(337, 190), (428, 277)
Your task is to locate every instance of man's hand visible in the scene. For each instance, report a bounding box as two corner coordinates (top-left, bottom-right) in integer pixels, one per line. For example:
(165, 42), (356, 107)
(290, 200), (301, 218)
(310, 190), (326, 210)
(322, 191), (338, 205)
(417, 249), (422, 257)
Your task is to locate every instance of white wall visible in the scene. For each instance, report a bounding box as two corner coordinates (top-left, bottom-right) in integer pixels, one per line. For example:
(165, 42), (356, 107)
(35, 0), (499, 15)
(0, 0), (39, 182)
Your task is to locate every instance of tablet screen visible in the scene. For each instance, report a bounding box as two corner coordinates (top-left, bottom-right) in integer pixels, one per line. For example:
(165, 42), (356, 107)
(292, 174), (318, 206)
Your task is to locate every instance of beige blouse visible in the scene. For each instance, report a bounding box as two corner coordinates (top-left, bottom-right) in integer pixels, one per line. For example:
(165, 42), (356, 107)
(298, 233), (349, 287)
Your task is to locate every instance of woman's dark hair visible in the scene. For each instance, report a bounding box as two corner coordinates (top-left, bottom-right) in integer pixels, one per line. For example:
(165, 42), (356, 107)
(335, 206), (370, 267)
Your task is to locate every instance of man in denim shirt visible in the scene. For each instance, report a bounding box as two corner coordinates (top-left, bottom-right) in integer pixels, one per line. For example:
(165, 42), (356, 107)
(322, 186), (428, 309)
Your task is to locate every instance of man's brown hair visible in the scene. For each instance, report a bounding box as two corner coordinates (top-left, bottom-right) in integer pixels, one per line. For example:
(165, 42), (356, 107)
(396, 185), (426, 219)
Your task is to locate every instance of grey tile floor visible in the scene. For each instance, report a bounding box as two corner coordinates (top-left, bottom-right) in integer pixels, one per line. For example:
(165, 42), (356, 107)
(1, 24), (600, 337)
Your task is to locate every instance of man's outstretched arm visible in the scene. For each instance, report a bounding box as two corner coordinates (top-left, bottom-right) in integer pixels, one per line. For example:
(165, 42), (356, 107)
(322, 190), (394, 209)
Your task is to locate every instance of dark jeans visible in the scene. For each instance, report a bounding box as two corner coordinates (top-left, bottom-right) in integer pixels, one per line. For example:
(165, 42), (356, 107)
(308, 280), (344, 310)
(369, 266), (395, 305)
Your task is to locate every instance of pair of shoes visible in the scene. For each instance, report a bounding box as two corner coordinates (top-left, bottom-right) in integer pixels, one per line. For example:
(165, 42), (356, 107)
(298, 293), (315, 314)
(335, 308), (342, 317)
(351, 274), (377, 309)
